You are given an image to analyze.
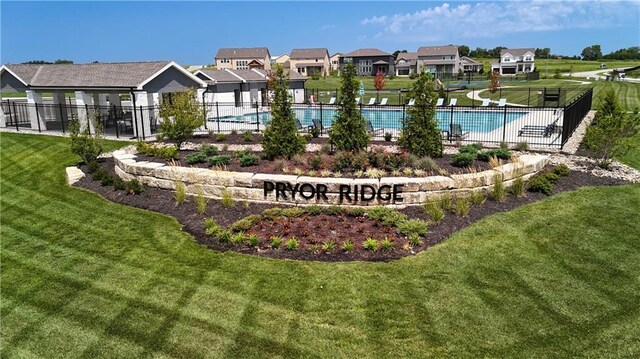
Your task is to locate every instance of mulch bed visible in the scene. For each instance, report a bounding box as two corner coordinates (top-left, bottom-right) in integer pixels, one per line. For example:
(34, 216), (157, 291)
(74, 157), (630, 262)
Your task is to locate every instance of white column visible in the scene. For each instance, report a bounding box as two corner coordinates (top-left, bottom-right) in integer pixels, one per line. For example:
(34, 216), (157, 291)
(26, 90), (47, 130)
(132, 91), (152, 139)
(196, 88), (206, 104)
(75, 91), (96, 132)
(0, 103), (6, 127)
(52, 91), (69, 126)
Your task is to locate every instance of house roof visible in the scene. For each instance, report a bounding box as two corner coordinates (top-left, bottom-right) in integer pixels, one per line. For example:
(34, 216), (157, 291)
(196, 69), (242, 84)
(196, 68), (306, 85)
(233, 69), (266, 82)
(417, 45), (458, 57)
(254, 68), (306, 81)
(215, 47), (270, 59)
(293, 62), (324, 67)
(501, 48), (535, 57)
(396, 52), (418, 61)
(1, 61), (207, 89)
(460, 56), (482, 65)
(330, 53), (343, 58)
(372, 60), (389, 65)
(343, 48), (392, 57)
(290, 48), (329, 59)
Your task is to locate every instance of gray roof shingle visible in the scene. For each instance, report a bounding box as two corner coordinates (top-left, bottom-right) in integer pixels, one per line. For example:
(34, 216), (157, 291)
(215, 47), (270, 59)
(417, 45), (459, 57)
(501, 48), (535, 57)
(3, 64), (42, 83)
(343, 48), (392, 57)
(290, 48), (329, 59)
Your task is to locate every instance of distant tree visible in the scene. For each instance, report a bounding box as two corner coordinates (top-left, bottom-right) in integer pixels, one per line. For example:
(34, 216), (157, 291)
(397, 70), (442, 157)
(489, 46), (507, 58)
(488, 71), (500, 94)
(603, 46), (640, 60)
(261, 64), (306, 159)
(393, 49), (408, 59)
(458, 45), (470, 57)
(54, 59), (74, 64)
(581, 45), (602, 60)
(23, 60), (52, 64)
(535, 48), (551, 58)
(373, 70), (387, 101)
(585, 89), (640, 168)
(329, 62), (369, 152)
(158, 89), (203, 149)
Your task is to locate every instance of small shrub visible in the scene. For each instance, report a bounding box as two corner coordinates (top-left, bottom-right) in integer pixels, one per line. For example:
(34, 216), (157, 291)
(91, 167), (109, 182)
(543, 172), (560, 184)
(408, 234), (423, 246)
(553, 164), (570, 177)
(384, 132), (393, 142)
(87, 161), (100, 173)
(308, 244), (320, 254)
(423, 201), (445, 224)
(514, 141), (529, 151)
(229, 215), (262, 232)
(367, 207), (407, 227)
(332, 151), (353, 172)
(488, 156), (502, 168)
(113, 177), (126, 190)
(310, 154), (323, 170)
(270, 236), (282, 249)
(310, 126), (321, 138)
(342, 240), (354, 252)
(238, 153), (259, 167)
(214, 133), (227, 142)
(69, 115), (104, 164)
(217, 230), (232, 243)
(509, 176), (526, 197)
(285, 237), (300, 250)
(230, 129), (238, 136)
(451, 152), (476, 167)
(208, 155), (231, 167)
(201, 144), (219, 156)
(458, 144), (481, 155)
(527, 175), (553, 195)
(322, 241), (336, 252)
(352, 152), (369, 171)
(438, 193), (453, 211)
(174, 181), (187, 205)
(195, 186), (209, 214)
(380, 237), (394, 251)
(364, 168), (385, 179)
(469, 190), (486, 205)
(397, 219), (429, 237)
(246, 234), (259, 248)
(125, 179), (144, 194)
(204, 218), (222, 236)
(242, 131), (254, 142)
(293, 168), (304, 176)
(489, 173), (506, 202)
(363, 238), (378, 251)
(221, 144), (229, 152)
(230, 232), (245, 246)
(186, 151), (208, 165)
(221, 188), (234, 207)
(100, 173), (114, 186)
(414, 156), (439, 171)
(320, 143), (332, 154)
(499, 141), (509, 149)
(453, 197), (471, 217)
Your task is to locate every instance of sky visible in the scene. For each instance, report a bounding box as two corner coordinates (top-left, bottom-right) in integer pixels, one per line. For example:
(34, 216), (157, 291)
(1, 0), (639, 65)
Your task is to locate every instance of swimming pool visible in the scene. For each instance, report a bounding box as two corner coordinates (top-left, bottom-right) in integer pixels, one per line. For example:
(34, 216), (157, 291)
(210, 108), (528, 133)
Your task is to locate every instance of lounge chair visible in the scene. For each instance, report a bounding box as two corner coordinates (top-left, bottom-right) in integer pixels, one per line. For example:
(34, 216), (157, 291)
(435, 98), (444, 106)
(497, 98), (507, 107)
(366, 98), (376, 105)
(328, 97), (336, 105)
(518, 123), (561, 137)
(379, 98), (388, 105)
(296, 119), (312, 133)
(449, 124), (469, 141)
(480, 99), (490, 107)
(407, 99), (415, 106)
(312, 118), (330, 134)
(355, 97), (361, 104)
(366, 120), (384, 136)
(448, 98), (458, 106)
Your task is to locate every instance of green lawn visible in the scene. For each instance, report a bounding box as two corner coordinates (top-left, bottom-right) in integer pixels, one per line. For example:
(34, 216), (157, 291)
(2, 133), (640, 358)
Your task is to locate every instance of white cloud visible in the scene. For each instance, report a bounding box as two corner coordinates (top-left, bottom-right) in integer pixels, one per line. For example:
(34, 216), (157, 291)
(320, 24), (336, 30)
(360, 1), (637, 42)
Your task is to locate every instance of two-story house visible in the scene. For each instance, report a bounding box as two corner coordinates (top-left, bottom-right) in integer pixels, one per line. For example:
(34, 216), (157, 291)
(214, 47), (271, 71)
(459, 56), (483, 73)
(330, 53), (342, 72)
(417, 45), (460, 77)
(339, 48), (395, 76)
(493, 48), (535, 75)
(289, 48), (330, 77)
(394, 52), (418, 76)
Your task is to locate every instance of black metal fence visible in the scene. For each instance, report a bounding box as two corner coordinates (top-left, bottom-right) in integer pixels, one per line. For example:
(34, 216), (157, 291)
(2, 88), (592, 149)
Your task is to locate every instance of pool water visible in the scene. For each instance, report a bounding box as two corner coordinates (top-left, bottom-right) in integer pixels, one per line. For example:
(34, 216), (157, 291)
(213, 108), (527, 134)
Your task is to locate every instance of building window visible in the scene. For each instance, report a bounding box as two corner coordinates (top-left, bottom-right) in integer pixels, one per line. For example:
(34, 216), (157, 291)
(236, 60), (248, 69)
(359, 59), (372, 75)
(525, 56), (532, 61)
(299, 67), (305, 73)
(344, 57), (352, 63)
(503, 57), (511, 62)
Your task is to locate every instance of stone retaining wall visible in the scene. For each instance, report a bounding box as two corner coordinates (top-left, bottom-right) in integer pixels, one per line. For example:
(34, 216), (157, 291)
(112, 150), (548, 207)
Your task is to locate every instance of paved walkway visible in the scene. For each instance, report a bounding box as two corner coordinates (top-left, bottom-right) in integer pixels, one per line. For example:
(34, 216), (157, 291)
(465, 86), (526, 107)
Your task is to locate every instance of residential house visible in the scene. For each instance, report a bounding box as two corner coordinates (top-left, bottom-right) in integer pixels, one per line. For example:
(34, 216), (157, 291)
(417, 45), (460, 77)
(492, 48), (535, 75)
(339, 48), (394, 76)
(214, 47), (271, 71)
(271, 54), (289, 66)
(459, 56), (483, 73)
(289, 48), (330, 77)
(330, 53), (342, 72)
(395, 52), (418, 76)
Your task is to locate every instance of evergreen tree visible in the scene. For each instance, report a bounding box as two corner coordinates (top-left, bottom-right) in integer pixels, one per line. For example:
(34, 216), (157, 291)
(158, 89), (203, 149)
(261, 64), (306, 159)
(397, 71), (443, 157)
(329, 63), (369, 152)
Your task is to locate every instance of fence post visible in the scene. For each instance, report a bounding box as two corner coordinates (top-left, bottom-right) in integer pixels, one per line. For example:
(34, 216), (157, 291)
(139, 105), (145, 140)
(502, 105), (508, 143)
(449, 104), (454, 143)
(58, 103), (66, 133)
(401, 104), (406, 129)
(132, 106), (139, 140)
(215, 102), (220, 133)
(5, 100), (12, 128)
(35, 102), (42, 133)
(255, 101), (260, 132)
(527, 87), (531, 106)
(113, 104), (119, 138)
(319, 102), (323, 135)
(12, 102), (19, 131)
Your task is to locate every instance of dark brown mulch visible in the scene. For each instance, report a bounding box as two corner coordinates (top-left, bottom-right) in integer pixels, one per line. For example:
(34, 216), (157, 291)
(75, 160), (630, 262)
(169, 133), (393, 146)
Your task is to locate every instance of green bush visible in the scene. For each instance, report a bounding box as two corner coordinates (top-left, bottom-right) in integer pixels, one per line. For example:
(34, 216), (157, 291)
(332, 151), (353, 172)
(208, 155), (231, 167)
(423, 201), (445, 224)
(217, 230), (232, 243)
(397, 219), (429, 237)
(229, 214), (262, 232)
(125, 179), (144, 194)
(270, 236), (283, 249)
(322, 241), (336, 252)
(186, 151), (208, 165)
(489, 173), (506, 202)
(453, 197), (471, 217)
(458, 144), (482, 155)
(477, 148), (512, 161)
(527, 175), (553, 195)
(174, 181), (187, 205)
(310, 154), (323, 171)
(230, 232), (246, 246)
(86, 161), (100, 173)
(380, 238), (394, 251)
(201, 144), (219, 156)
(215, 133), (227, 142)
(409, 72), (418, 79)
(451, 152), (476, 167)
(242, 131), (254, 142)
(553, 164), (570, 177)
(408, 234), (423, 246)
(310, 126), (321, 138)
(543, 172), (560, 184)
(367, 206), (407, 227)
(509, 176), (526, 197)
(285, 237), (300, 250)
(136, 142), (179, 160)
(414, 156), (438, 171)
(69, 114), (104, 164)
(238, 153), (259, 167)
(157, 89), (203, 149)
(363, 238), (378, 251)
(204, 218), (222, 236)
(514, 141), (529, 151)
(246, 234), (259, 248)
(384, 132), (393, 142)
(342, 240), (354, 252)
(113, 177), (126, 191)
(99, 173), (114, 187)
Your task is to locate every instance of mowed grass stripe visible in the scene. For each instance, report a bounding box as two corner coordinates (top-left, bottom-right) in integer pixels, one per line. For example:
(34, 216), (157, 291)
(1, 132), (640, 358)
